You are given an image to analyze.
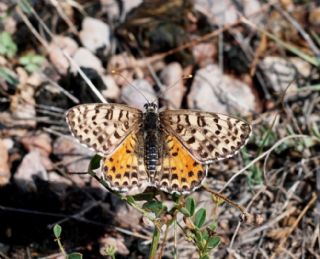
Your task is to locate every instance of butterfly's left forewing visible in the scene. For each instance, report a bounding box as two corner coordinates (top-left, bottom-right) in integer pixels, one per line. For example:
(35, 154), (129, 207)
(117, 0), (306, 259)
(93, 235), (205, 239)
(66, 103), (142, 156)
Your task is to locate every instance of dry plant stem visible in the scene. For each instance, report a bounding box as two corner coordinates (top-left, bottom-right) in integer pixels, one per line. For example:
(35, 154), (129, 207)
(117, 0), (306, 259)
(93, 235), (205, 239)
(158, 222), (171, 259)
(241, 206), (296, 238)
(241, 16), (319, 66)
(272, 2), (320, 57)
(271, 192), (317, 259)
(62, 51), (108, 104)
(117, 1), (276, 71)
(15, 7), (49, 49)
(202, 185), (249, 218)
(49, 0), (78, 34)
(0, 252), (10, 259)
(174, 220), (178, 259)
(19, 0), (107, 104)
(48, 201), (101, 228)
(229, 186), (267, 249)
(220, 134), (320, 192)
(42, 74), (79, 104)
(114, 226), (150, 241)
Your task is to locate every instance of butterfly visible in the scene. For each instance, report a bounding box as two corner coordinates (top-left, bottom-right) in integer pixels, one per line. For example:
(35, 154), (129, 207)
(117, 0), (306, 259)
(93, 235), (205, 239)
(66, 102), (251, 195)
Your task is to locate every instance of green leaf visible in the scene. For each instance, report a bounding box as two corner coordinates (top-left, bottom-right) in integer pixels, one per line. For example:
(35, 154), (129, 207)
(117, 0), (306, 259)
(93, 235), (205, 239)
(208, 222), (217, 231)
(18, 53), (45, 72)
(0, 32), (17, 58)
(185, 197), (195, 216)
(194, 208), (206, 228)
(194, 229), (203, 244)
(200, 255), (209, 259)
(0, 67), (19, 85)
(67, 253), (83, 259)
(202, 229), (209, 241)
(53, 224), (62, 238)
(142, 200), (164, 215)
(179, 207), (191, 217)
(132, 192), (155, 201)
(207, 236), (220, 250)
(88, 154), (102, 171)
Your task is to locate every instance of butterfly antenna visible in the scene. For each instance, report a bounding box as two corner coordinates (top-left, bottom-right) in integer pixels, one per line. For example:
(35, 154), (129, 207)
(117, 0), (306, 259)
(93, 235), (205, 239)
(151, 74), (193, 104)
(111, 70), (150, 104)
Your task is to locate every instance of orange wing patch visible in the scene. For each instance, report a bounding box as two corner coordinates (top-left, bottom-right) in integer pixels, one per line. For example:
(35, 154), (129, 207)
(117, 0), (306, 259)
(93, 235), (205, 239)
(155, 134), (207, 194)
(102, 132), (149, 193)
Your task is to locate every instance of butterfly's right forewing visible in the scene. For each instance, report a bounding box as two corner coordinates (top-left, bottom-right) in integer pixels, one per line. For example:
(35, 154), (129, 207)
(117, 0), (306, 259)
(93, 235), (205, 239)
(66, 103), (142, 156)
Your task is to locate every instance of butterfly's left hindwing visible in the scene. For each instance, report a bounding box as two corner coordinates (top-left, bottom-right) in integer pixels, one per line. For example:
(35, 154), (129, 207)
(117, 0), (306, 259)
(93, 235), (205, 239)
(102, 131), (149, 193)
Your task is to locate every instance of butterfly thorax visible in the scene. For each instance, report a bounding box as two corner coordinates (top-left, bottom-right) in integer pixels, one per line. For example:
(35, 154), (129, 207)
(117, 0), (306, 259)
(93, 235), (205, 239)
(143, 103), (160, 179)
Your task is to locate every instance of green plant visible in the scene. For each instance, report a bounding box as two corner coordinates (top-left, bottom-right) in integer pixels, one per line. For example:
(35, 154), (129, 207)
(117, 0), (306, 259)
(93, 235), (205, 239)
(104, 245), (117, 259)
(0, 67), (19, 85)
(0, 32), (17, 58)
(86, 155), (224, 258)
(53, 224), (83, 259)
(19, 53), (45, 73)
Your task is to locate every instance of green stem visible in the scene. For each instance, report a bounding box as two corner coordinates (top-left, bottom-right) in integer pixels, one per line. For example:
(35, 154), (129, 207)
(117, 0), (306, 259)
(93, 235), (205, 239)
(56, 237), (66, 256)
(149, 226), (161, 259)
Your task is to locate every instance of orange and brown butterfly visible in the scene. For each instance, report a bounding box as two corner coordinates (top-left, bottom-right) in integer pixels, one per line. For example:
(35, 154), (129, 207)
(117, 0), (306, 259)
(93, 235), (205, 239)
(66, 102), (251, 195)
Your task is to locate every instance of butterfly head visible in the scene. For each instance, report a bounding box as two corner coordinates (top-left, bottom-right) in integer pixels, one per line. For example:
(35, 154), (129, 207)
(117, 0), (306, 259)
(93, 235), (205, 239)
(144, 102), (158, 112)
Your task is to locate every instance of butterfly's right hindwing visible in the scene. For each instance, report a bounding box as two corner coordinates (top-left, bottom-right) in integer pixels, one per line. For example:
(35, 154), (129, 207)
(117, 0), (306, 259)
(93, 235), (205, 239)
(66, 103), (142, 156)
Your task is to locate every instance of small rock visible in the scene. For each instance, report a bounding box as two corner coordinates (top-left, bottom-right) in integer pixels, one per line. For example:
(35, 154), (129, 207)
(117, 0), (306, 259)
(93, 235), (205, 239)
(195, 0), (237, 25)
(4, 16), (16, 34)
(102, 75), (120, 100)
(100, 0), (142, 20)
(79, 17), (111, 53)
(21, 132), (53, 170)
(192, 43), (216, 67)
(195, 0), (262, 25)
(48, 171), (73, 194)
(0, 139), (10, 186)
(121, 79), (157, 110)
(72, 47), (104, 75)
(53, 136), (94, 181)
(188, 64), (255, 114)
(309, 6), (320, 32)
(10, 67), (36, 127)
(14, 150), (48, 191)
(49, 36), (79, 75)
(21, 132), (52, 157)
(115, 203), (142, 231)
(107, 53), (141, 86)
(260, 56), (311, 93)
(2, 138), (14, 150)
(160, 62), (185, 109)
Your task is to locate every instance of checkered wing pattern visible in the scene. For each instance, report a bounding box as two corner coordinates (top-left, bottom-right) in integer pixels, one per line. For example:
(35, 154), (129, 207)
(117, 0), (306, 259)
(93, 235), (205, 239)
(66, 103), (142, 156)
(159, 110), (251, 163)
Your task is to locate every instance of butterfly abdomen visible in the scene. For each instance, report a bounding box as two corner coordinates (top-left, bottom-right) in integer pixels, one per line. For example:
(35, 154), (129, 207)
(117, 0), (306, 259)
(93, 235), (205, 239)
(143, 110), (160, 176)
